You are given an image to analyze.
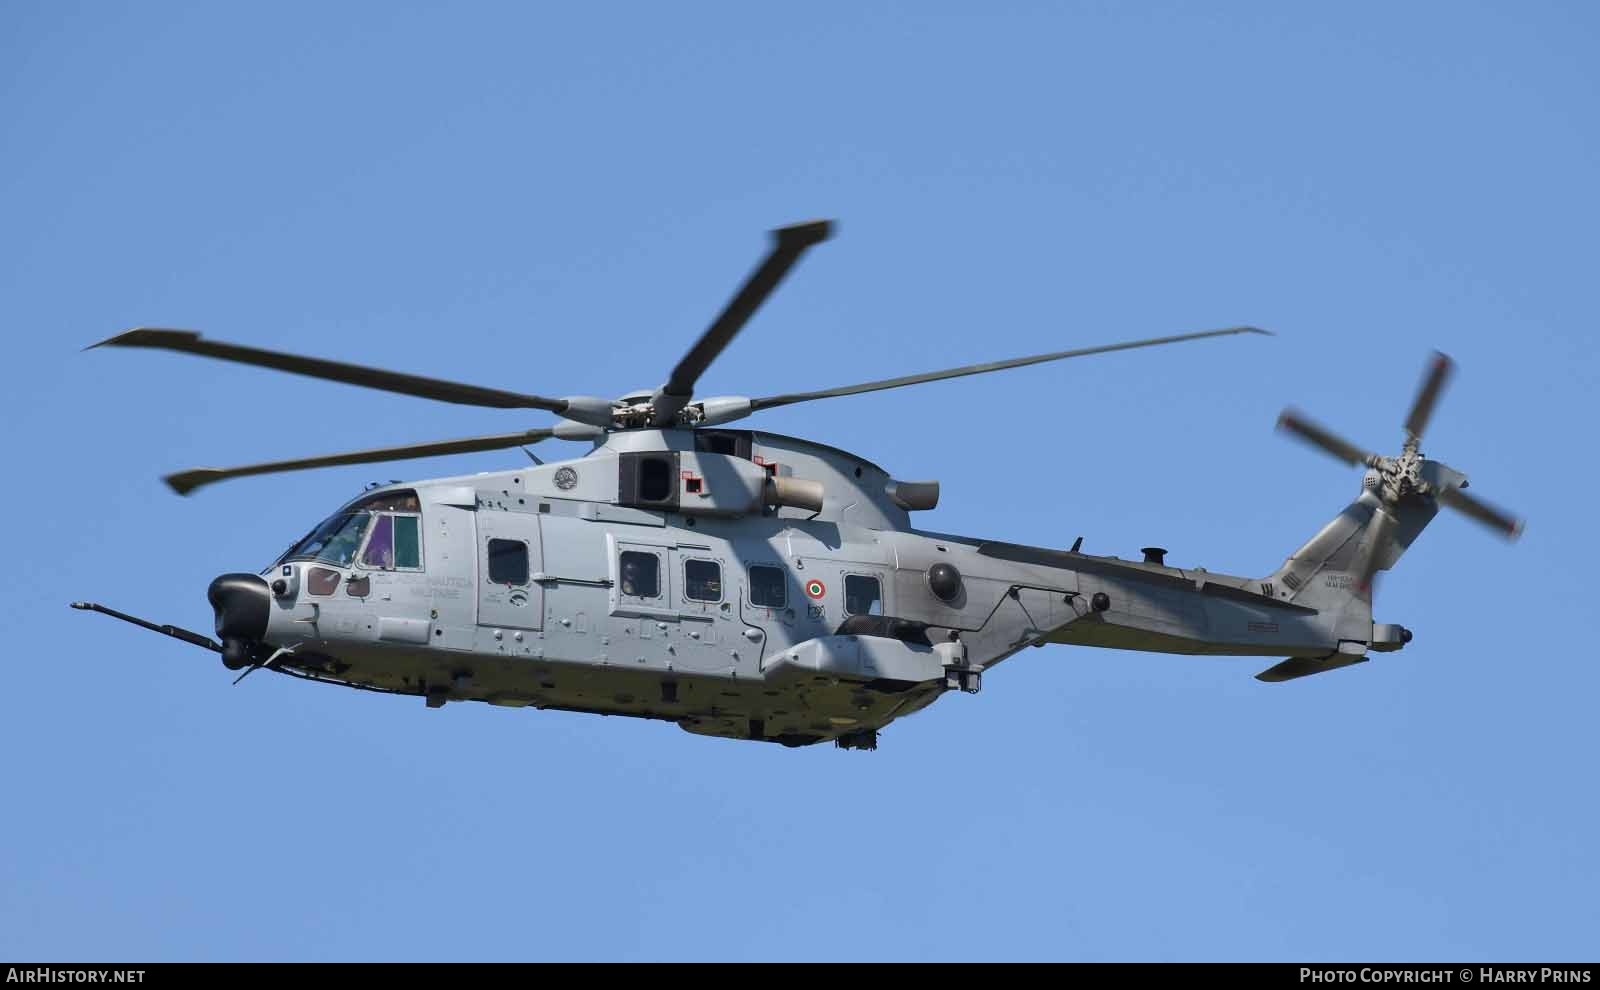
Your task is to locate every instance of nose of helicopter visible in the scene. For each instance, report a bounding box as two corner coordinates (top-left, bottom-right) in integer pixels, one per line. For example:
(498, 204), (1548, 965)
(208, 573), (270, 665)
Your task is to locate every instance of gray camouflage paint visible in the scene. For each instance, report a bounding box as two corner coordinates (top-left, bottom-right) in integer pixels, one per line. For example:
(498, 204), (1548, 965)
(253, 427), (1432, 748)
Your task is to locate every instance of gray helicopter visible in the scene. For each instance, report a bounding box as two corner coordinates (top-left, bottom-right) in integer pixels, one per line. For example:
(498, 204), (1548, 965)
(74, 220), (1523, 749)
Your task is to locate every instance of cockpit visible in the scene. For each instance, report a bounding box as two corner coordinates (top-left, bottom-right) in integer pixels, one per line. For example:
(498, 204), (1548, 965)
(270, 490), (424, 571)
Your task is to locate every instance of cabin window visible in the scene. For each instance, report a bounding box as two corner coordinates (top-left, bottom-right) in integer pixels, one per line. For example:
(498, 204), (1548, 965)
(749, 565), (786, 608)
(684, 559), (722, 602)
(620, 551), (660, 599)
(845, 575), (882, 616)
(488, 538), (529, 586)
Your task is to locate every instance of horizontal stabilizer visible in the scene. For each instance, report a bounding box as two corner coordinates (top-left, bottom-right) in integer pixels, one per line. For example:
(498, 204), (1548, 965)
(1256, 654), (1369, 683)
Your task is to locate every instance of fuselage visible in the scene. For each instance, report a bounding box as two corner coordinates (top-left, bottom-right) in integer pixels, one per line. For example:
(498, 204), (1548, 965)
(229, 427), (1347, 747)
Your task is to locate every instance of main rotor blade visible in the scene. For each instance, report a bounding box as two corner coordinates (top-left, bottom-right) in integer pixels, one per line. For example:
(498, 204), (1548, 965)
(1437, 485), (1524, 540)
(1277, 409), (1380, 468)
(748, 326), (1270, 412)
(91, 329), (575, 414)
(164, 428), (559, 495)
(662, 220), (834, 400)
(1404, 351), (1454, 442)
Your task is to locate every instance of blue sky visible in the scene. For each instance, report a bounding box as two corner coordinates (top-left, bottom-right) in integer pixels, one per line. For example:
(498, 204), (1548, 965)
(3, 1), (1596, 961)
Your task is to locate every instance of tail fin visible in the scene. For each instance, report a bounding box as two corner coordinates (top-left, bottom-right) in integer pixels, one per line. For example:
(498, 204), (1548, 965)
(1254, 466), (1461, 681)
(1261, 475), (1442, 654)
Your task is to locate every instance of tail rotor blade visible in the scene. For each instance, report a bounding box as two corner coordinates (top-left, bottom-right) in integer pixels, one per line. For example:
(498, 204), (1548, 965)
(1276, 409), (1380, 468)
(1404, 351), (1454, 442)
(1438, 485), (1524, 540)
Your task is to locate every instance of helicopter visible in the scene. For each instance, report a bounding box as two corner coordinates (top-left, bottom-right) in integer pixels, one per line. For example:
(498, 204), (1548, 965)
(73, 219), (1524, 750)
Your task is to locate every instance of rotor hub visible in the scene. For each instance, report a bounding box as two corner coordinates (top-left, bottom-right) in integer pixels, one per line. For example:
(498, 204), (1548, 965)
(1374, 444), (1431, 506)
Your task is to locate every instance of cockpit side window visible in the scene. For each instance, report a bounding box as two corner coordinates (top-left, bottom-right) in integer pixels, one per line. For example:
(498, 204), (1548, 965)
(273, 490), (426, 571)
(394, 516), (421, 569)
(358, 513), (424, 570)
(362, 515), (395, 568)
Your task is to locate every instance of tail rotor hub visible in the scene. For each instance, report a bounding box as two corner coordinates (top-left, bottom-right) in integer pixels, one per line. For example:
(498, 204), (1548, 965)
(1374, 445), (1431, 506)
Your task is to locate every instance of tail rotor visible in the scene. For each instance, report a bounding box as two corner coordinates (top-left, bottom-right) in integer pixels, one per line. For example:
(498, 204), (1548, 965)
(1276, 351), (1524, 591)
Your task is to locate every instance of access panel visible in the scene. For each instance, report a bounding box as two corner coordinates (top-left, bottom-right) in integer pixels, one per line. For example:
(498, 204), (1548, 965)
(477, 512), (544, 631)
